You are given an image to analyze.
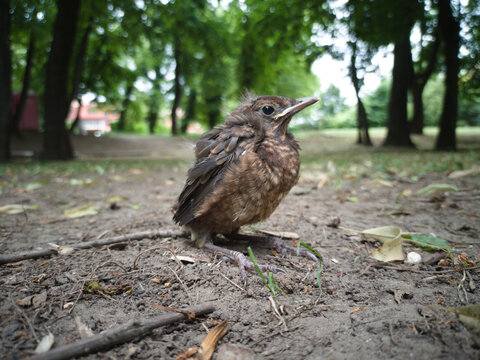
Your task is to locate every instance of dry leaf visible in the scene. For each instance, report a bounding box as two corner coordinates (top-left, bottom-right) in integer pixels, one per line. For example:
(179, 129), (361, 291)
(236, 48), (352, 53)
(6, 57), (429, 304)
(448, 167), (480, 179)
(416, 183), (459, 195)
(35, 333), (54, 354)
(0, 204), (39, 215)
(365, 179), (393, 188)
(17, 291), (47, 308)
(421, 303), (480, 333)
(372, 236), (405, 262)
(75, 316), (94, 338)
(362, 226), (402, 243)
(105, 196), (127, 203)
(64, 204), (100, 218)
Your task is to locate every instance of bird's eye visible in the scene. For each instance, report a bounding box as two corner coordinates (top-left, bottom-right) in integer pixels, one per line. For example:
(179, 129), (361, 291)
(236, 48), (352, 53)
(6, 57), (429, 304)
(262, 105), (274, 115)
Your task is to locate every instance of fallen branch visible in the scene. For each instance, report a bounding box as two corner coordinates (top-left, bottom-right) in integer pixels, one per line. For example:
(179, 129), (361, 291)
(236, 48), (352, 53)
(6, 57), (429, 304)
(31, 303), (215, 360)
(0, 229), (189, 265)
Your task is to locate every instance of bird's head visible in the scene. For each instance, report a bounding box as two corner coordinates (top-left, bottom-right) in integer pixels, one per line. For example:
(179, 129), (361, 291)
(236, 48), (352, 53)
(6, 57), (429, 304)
(232, 94), (319, 137)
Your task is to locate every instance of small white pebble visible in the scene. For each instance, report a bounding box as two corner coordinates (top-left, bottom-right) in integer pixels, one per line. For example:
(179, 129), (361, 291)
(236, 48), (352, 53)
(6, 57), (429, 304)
(405, 251), (422, 264)
(331, 258), (339, 264)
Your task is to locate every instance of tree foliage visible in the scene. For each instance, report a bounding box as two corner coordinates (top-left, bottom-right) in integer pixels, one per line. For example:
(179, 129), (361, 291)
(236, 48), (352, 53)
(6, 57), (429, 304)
(1, 0), (479, 160)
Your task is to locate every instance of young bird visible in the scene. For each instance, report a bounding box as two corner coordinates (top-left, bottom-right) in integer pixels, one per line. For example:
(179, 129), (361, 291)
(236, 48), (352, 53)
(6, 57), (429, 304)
(173, 94), (320, 283)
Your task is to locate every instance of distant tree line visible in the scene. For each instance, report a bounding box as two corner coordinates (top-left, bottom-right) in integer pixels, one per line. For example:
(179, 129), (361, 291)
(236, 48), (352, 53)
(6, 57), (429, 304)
(0, 0), (478, 161)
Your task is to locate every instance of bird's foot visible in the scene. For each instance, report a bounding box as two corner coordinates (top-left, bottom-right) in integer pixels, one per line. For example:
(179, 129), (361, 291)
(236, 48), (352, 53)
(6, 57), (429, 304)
(226, 233), (322, 264)
(203, 242), (284, 286)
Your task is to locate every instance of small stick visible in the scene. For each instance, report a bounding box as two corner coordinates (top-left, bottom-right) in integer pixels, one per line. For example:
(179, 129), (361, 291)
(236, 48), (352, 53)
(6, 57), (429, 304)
(0, 229), (189, 265)
(31, 303), (215, 360)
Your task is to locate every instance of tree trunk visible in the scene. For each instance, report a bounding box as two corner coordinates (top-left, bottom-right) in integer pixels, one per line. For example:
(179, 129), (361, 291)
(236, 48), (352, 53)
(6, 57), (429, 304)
(11, 32), (35, 137)
(117, 82), (134, 132)
(0, 0), (12, 162)
(181, 89), (196, 134)
(435, 0), (459, 151)
(349, 42), (372, 146)
(171, 38), (182, 136)
(146, 96), (159, 134)
(42, 0), (81, 160)
(206, 95), (222, 129)
(69, 98), (82, 134)
(383, 35), (414, 147)
(67, 19), (92, 125)
(410, 80), (425, 134)
(410, 31), (440, 135)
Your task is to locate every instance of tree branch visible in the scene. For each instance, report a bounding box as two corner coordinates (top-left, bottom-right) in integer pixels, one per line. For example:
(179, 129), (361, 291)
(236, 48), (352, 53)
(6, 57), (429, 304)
(0, 229), (189, 265)
(30, 303), (215, 360)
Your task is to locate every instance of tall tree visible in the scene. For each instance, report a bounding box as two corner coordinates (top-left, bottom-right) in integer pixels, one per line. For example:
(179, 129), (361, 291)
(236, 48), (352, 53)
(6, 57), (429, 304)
(409, 11), (440, 135)
(384, 34), (414, 147)
(11, 31), (35, 136)
(0, 0), (12, 161)
(42, 0), (81, 160)
(347, 0), (422, 147)
(435, 0), (460, 151)
(348, 41), (372, 146)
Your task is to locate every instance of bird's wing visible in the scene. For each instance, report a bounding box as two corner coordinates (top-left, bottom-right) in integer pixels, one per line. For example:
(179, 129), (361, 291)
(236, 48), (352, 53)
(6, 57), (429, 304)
(173, 123), (260, 226)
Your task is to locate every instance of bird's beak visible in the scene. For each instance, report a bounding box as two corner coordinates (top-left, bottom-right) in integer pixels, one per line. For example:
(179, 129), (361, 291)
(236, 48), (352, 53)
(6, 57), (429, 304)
(274, 96), (319, 120)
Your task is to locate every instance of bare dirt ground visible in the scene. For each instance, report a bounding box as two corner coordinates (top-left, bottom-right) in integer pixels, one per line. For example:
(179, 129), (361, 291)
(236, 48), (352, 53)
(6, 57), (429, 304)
(1, 133), (480, 359)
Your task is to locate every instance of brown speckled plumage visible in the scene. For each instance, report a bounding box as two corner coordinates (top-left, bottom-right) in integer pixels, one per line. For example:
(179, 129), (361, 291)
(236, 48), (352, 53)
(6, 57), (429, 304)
(173, 94), (319, 278)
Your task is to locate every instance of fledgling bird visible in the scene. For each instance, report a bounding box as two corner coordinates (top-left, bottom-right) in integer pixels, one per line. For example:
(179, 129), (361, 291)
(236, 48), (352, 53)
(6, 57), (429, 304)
(173, 94), (320, 282)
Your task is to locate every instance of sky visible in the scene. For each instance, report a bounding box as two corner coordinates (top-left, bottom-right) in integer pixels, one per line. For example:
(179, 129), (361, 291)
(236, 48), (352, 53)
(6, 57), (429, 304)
(311, 48), (394, 106)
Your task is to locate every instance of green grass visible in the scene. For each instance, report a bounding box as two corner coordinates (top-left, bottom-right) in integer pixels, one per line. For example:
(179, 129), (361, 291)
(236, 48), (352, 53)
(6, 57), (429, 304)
(0, 158), (189, 177)
(2, 127), (479, 180)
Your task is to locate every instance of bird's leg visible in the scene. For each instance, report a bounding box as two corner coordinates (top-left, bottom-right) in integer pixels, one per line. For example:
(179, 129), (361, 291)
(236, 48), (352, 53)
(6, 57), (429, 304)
(202, 242), (284, 286)
(225, 232), (320, 264)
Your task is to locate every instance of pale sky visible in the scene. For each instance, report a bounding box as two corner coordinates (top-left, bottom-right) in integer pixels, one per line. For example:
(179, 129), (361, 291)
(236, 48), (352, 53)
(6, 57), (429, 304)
(312, 49), (394, 106)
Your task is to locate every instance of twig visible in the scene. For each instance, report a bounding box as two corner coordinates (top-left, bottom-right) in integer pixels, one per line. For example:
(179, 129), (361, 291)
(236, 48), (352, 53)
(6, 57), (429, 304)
(166, 264), (193, 303)
(0, 229), (189, 265)
(268, 296), (288, 332)
(389, 322), (397, 345)
(30, 303), (215, 360)
(217, 271), (247, 293)
(9, 295), (39, 342)
(132, 245), (168, 269)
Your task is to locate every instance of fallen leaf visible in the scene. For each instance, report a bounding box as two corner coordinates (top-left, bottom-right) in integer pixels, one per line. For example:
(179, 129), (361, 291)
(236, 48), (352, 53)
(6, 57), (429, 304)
(372, 235), (405, 262)
(17, 291), (47, 308)
(421, 303), (480, 333)
(448, 167), (480, 179)
(316, 173), (329, 189)
(404, 234), (451, 252)
(365, 179), (393, 188)
(35, 333), (54, 354)
(105, 196), (127, 203)
(401, 189), (413, 197)
(69, 178), (93, 186)
(25, 182), (43, 191)
(75, 316), (94, 338)
(350, 307), (364, 314)
(0, 204), (39, 215)
(177, 320), (228, 360)
(416, 183), (459, 195)
(362, 226), (402, 243)
(64, 205), (100, 218)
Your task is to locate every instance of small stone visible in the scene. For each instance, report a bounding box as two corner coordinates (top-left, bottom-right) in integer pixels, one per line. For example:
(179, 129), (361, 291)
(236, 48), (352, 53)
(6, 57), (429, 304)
(405, 251), (422, 264)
